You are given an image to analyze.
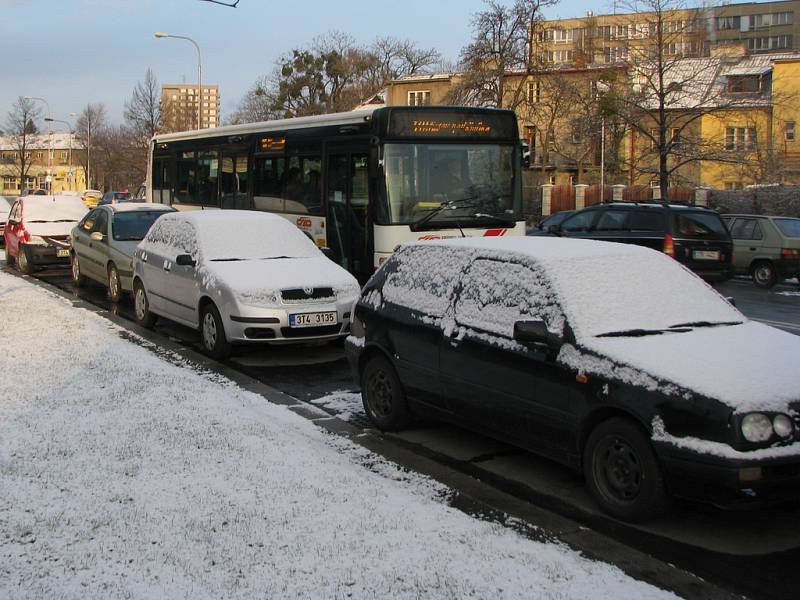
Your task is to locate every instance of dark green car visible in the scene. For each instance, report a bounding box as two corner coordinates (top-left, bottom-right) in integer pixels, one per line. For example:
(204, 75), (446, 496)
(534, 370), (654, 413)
(722, 214), (800, 288)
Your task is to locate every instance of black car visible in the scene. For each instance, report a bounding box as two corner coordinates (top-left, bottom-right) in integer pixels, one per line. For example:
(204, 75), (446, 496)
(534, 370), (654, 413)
(548, 202), (734, 282)
(345, 237), (800, 521)
(527, 210), (575, 236)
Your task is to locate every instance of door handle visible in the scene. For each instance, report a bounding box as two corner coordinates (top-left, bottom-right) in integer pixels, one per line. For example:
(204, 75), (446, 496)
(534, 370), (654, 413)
(163, 264), (171, 272)
(448, 335), (462, 348)
(749, 247), (757, 251)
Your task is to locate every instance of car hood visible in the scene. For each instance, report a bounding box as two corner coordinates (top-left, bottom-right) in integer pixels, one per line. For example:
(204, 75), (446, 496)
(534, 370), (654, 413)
(27, 221), (78, 237)
(200, 255), (359, 297)
(578, 321), (800, 413)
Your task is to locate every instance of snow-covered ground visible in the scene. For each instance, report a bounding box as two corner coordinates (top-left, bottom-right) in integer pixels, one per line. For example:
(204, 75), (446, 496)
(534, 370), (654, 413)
(0, 269), (675, 599)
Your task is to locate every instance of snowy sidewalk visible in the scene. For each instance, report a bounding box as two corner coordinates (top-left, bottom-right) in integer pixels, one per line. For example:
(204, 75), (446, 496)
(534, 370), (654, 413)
(0, 270), (674, 599)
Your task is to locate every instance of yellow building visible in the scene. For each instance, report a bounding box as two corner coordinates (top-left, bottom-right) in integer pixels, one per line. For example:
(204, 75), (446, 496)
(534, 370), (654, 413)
(0, 132), (87, 195)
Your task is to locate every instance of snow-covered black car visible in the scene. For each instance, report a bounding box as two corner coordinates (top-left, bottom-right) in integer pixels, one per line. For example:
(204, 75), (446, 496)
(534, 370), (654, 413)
(345, 236), (800, 521)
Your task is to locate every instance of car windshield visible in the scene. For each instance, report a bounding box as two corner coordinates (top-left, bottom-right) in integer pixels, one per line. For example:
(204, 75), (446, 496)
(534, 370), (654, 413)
(774, 218), (800, 238)
(380, 143), (520, 227)
(673, 212), (728, 240)
(112, 211), (170, 241)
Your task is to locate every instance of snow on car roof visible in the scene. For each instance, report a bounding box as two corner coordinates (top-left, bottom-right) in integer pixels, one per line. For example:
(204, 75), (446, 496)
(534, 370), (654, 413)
(21, 194), (89, 222)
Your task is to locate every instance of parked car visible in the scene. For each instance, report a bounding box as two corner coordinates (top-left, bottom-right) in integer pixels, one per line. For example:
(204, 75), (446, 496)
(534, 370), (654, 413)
(20, 188), (47, 196)
(81, 189), (103, 208)
(720, 214), (800, 288)
(548, 202), (734, 282)
(132, 210), (361, 359)
(527, 210), (576, 236)
(98, 191), (133, 206)
(0, 195), (13, 248)
(3, 195), (88, 273)
(346, 237), (800, 521)
(70, 204), (176, 302)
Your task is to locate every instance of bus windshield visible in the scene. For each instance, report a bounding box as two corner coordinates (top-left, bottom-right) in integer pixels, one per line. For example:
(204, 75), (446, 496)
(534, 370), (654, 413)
(380, 143), (519, 227)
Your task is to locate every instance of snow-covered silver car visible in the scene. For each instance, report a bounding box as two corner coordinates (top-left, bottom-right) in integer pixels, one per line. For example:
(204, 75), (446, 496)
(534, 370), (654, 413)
(132, 210), (361, 359)
(70, 204), (176, 302)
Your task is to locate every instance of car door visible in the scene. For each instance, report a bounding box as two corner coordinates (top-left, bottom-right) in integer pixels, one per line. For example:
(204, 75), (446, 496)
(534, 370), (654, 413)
(157, 219), (199, 327)
(557, 209), (599, 239)
(729, 217), (763, 274)
(441, 257), (579, 459)
(83, 209), (110, 281)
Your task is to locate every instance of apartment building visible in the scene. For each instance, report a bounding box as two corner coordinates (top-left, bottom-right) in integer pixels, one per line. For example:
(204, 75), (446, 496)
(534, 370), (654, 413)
(161, 84), (220, 131)
(0, 132), (87, 194)
(536, 1), (800, 66)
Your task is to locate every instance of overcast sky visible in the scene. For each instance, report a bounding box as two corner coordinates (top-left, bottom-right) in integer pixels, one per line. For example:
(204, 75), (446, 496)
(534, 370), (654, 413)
(2, 0), (640, 127)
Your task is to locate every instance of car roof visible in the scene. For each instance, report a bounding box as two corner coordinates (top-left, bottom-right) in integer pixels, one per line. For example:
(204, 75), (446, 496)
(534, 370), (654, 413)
(162, 209), (286, 226)
(103, 203), (175, 214)
(723, 213), (799, 220)
(583, 202), (716, 211)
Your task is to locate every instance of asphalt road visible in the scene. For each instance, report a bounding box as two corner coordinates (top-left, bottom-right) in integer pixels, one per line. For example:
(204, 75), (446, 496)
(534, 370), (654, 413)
(8, 262), (800, 600)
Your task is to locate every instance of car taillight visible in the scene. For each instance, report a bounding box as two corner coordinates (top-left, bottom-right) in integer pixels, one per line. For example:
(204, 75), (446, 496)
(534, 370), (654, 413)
(663, 234), (675, 257)
(780, 248), (800, 258)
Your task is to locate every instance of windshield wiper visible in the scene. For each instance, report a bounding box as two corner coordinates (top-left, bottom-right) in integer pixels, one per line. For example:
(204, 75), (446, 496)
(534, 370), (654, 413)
(472, 212), (516, 227)
(210, 258), (245, 262)
(596, 327), (691, 338)
(411, 198), (479, 230)
(669, 320), (743, 329)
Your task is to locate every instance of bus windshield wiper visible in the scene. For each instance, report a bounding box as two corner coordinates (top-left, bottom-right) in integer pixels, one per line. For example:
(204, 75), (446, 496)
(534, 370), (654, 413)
(411, 198), (479, 230)
(472, 212), (516, 226)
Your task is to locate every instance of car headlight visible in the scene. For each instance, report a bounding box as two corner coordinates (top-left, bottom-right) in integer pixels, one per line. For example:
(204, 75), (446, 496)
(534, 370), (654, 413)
(235, 290), (280, 308)
(741, 413), (773, 443)
(773, 414), (795, 439)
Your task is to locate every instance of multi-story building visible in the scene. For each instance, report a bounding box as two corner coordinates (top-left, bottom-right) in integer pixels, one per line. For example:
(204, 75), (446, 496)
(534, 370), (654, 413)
(161, 84), (220, 131)
(0, 132), (87, 195)
(536, 1), (800, 66)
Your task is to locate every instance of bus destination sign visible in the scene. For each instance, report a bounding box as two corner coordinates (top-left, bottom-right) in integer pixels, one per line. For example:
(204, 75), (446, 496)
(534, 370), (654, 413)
(259, 136), (286, 151)
(387, 110), (515, 140)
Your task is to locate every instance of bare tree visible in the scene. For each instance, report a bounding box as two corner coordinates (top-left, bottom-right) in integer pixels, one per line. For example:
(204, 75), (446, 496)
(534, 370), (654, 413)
(446, 0), (557, 109)
(124, 68), (162, 141)
(75, 103), (108, 190)
(4, 96), (41, 189)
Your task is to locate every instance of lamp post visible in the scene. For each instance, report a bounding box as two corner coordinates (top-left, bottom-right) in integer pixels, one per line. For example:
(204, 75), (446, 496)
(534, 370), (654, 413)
(155, 32), (202, 130)
(44, 116), (74, 192)
(595, 81), (611, 204)
(24, 96), (52, 192)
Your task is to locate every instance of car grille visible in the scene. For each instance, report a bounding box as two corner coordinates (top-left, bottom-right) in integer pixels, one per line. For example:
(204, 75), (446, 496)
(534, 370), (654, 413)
(280, 324), (343, 338)
(280, 287), (335, 304)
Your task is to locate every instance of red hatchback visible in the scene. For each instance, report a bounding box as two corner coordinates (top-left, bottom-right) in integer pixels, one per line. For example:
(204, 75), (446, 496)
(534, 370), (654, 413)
(4, 195), (88, 274)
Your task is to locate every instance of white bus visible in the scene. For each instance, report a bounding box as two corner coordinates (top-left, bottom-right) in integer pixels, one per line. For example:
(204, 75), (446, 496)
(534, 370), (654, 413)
(146, 106), (525, 282)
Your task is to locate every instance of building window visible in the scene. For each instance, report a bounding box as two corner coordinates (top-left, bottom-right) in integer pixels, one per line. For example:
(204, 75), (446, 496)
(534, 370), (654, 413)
(3, 176), (16, 190)
(725, 127), (757, 151)
(724, 181), (744, 191)
(407, 90), (431, 106)
(602, 46), (628, 63)
(727, 75), (762, 93)
(527, 80), (541, 103)
(748, 35), (793, 51)
(785, 121), (796, 141)
(552, 28), (573, 43)
(716, 16), (741, 30)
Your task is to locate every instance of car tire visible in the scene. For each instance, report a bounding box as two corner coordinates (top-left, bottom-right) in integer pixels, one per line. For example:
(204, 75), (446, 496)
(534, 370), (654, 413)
(361, 355), (411, 432)
(200, 302), (231, 360)
(583, 417), (668, 522)
(107, 263), (123, 303)
(17, 245), (32, 275)
(5, 244), (14, 267)
(71, 253), (86, 287)
(751, 260), (777, 289)
(133, 279), (156, 328)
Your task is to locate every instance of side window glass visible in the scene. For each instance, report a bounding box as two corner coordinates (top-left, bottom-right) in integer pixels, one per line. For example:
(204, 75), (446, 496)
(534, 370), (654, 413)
(382, 245), (471, 319)
(752, 221), (763, 240)
(253, 156), (286, 213)
(284, 155), (323, 215)
(560, 211), (594, 233)
(91, 211), (108, 234)
(731, 218), (758, 240)
(629, 210), (664, 232)
(12, 202), (21, 221)
(80, 210), (97, 231)
(594, 210), (629, 231)
(455, 259), (565, 339)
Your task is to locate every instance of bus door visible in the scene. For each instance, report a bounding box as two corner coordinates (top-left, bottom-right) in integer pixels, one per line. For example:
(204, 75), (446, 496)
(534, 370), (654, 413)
(325, 146), (371, 281)
(220, 147), (250, 209)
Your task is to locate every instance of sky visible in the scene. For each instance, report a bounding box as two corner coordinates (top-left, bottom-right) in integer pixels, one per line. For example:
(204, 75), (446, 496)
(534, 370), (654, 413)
(0, 0), (626, 128)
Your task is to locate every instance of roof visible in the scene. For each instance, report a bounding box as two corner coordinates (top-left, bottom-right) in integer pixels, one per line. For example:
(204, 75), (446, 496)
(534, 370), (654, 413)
(0, 132), (79, 151)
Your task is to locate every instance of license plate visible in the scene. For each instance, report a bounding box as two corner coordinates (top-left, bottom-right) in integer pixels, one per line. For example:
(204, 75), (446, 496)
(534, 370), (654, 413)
(290, 311), (337, 328)
(56, 248), (70, 258)
(693, 250), (719, 260)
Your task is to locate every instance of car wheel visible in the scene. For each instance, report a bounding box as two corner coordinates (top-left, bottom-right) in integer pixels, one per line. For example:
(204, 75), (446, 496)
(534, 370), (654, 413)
(200, 302), (231, 360)
(71, 253), (86, 287)
(133, 280), (156, 328)
(4, 244), (14, 267)
(751, 261), (777, 289)
(583, 417), (668, 522)
(16, 245), (32, 275)
(361, 355), (411, 432)
(107, 264), (123, 303)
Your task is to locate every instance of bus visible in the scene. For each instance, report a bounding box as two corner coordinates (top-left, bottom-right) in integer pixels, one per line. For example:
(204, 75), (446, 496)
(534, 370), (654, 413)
(146, 105), (525, 282)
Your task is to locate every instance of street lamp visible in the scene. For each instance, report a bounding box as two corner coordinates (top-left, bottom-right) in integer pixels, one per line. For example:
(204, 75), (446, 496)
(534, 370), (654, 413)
(44, 116), (74, 192)
(595, 81), (611, 204)
(155, 31), (202, 130)
(24, 95), (53, 192)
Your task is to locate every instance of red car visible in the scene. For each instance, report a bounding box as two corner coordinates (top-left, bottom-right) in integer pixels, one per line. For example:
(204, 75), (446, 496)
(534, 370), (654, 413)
(4, 195), (88, 274)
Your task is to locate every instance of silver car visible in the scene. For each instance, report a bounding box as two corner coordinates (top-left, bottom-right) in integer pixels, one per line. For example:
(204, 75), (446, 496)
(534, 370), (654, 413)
(70, 204), (176, 302)
(722, 214), (800, 288)
(131, 210), (361, 359)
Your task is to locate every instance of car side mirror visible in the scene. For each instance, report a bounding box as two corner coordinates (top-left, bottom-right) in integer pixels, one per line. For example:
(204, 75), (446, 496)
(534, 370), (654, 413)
(547, 224), (562, 235)
(175, 254), (196, 267)
(513, 320), (563, 349)
(725, 296), (737, 307)
(90, 231), (104, 242)
(320, 246), (335, 261)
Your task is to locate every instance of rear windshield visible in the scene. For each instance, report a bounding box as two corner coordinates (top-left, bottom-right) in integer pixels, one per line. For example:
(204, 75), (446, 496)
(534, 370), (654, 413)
(774, 218), (800, 238)
(673, 212), (729, 240)
(112, 211), (169, 241)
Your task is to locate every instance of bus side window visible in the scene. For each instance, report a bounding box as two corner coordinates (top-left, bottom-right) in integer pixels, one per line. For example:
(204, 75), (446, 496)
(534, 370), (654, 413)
(283, 156), (323, 215)
(175, 151), (196, 205)
(253, 156), (286, 213)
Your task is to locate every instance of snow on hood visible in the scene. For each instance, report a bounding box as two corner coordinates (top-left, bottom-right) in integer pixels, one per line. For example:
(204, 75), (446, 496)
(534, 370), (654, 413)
(583, 321), (800, 413)
(201, 256), (360, 306)
(22, 195), (88, 237)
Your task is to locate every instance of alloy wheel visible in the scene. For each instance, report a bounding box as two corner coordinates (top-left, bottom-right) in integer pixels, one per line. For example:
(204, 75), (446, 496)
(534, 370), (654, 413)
(203, 311), (217, 350)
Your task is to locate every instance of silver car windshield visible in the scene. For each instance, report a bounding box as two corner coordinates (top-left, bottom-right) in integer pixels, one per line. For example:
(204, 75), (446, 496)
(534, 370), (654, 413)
(112, 211), (171, 241)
